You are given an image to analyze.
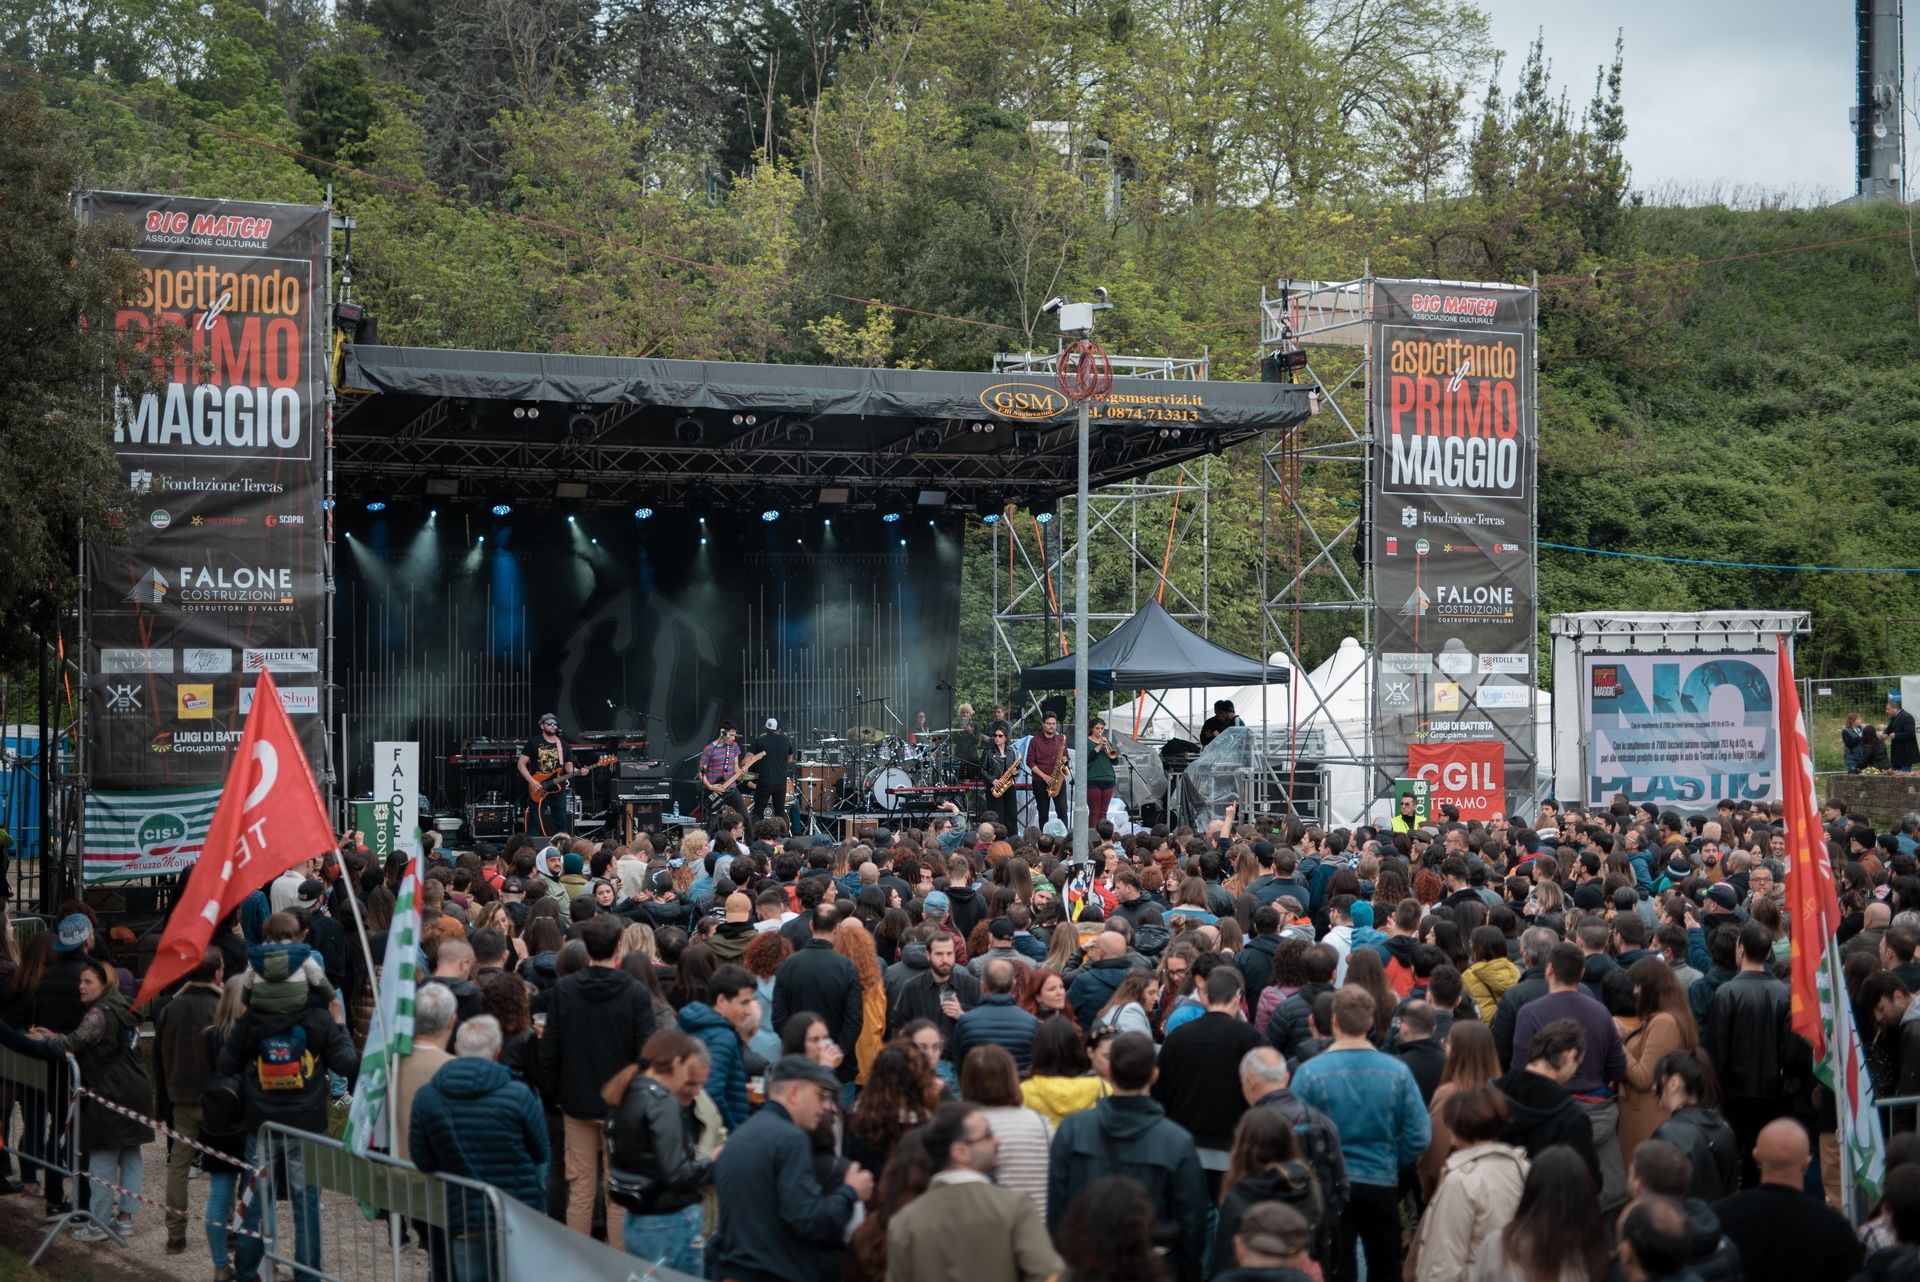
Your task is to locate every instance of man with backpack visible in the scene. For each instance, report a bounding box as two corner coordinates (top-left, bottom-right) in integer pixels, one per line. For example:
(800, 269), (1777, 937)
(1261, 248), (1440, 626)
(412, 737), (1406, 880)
(216, 937), (358, 1282)
(1239, 1046), (1348, 1267)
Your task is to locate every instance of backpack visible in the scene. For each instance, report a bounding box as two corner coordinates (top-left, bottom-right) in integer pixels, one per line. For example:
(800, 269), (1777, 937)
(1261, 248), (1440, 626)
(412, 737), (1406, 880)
(1265, 1098), (1348, 1260)
(255, 1019), (318, 1093)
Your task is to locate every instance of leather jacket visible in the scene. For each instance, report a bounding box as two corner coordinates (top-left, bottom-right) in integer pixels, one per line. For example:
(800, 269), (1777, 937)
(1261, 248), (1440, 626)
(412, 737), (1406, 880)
(1705, 970), (1798, 1098)
(606, 1074), (712, 1214)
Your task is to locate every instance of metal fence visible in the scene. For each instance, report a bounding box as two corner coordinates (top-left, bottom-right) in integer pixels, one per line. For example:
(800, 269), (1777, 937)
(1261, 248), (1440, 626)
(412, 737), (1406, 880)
(1806, 674), (1915, 782)
(0, 1042), (94, 1265)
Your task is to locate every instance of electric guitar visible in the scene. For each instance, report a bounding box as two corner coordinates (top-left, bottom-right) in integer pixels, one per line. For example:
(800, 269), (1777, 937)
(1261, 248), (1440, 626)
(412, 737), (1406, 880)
(527, 754), (617, 803)
(706, 751), (765, 797)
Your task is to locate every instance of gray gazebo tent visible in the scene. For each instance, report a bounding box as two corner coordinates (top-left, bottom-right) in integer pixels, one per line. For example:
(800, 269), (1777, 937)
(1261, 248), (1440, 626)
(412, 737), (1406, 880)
(1017, 599), (1287, 692)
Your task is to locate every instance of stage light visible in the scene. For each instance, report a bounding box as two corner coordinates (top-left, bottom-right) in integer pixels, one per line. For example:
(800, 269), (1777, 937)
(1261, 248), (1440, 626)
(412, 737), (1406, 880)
(795, 538), (802, 545)
(982, 513), (1000, 524)
(323, 499), (335, 511)
(1014, 428), (1042, 451)
(567, 411), (595, 438)
(555, 480), (589, 500)
(477, 535), (485, 544)
(567, 515), (576, 523)
(674, 417), (703, 443)
(788, 422), (814, 445)
(1035, 510), (1054, 524)
(591, 538), (598, 545)
(426, 477), (460, 497)
(634, 507), (654, 520)
(881, 512), (902, 524)
(916, 489), (948, 506)
(913, 426), (942, 450)
(898, 538), (907, 547)
(698, 516), (707, 524)
(700, 537), (708, 546)
(365, 501), (387, 512)
(818, 486), (851, 504)
(492, 503), (512, 516)
(344, 531), (353, 539)
(428, 509), (437, 519)
(823, 518), (832, 527)
(927, 520), (935, 527)
(761, 509), (780, 523)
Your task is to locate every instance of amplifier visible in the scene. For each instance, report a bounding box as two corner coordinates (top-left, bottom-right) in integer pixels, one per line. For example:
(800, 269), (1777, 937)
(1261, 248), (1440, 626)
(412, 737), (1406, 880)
(467, 802), (517, 838)
(617, 759), (667, 781)
(614, 785), (673, 805)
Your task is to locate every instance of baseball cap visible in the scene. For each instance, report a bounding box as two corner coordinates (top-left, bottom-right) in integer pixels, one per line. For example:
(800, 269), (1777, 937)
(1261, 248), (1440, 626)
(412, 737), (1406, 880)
(649, 869), (675, 895)
(1705, 883), (1739, 910)
(989, 917), (1015, 940)
(502, 877), (526, 895)
(924, 890), (950, 916)
(296, 878), (326, 907)
(1236, 1201), (1311, 1258)
(768, 1054), (839, 1093)
(765, 717), (779, 731)
(53, 913), (92, 953)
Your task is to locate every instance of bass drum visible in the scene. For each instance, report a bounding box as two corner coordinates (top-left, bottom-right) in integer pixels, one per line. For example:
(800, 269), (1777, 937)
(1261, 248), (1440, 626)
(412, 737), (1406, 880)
(866, 766), (914, 811)
(796, 766), (844, 812)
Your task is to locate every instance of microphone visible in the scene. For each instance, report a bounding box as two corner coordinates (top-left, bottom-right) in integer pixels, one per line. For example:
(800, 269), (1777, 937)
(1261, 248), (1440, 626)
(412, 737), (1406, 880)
(606, 699), (615, 709)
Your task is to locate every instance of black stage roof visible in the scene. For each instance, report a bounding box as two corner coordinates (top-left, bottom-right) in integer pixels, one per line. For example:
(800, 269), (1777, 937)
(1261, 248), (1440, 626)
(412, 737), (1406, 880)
(336, 344), (1316, 511)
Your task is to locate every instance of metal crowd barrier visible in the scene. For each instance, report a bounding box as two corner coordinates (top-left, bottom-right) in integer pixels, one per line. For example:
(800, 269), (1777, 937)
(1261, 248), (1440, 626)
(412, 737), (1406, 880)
(0, 1042), (96, 1265)
(253, 1121), (512, 1282)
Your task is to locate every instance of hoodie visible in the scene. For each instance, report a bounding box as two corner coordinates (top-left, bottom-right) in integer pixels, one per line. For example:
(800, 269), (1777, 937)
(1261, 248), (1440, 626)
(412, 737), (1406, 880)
(1382, 934), (1421, 996)
(1049, 1096), (1210, 1282)
(708, 920), (757, 964)
(243, 941), (335, 1014)
(1495, 1065), (1599, 1182)
(1680, 1197), (1743, 1282)
(1021, 1074), (1109, 1126)
(536, 965), (657, 1120)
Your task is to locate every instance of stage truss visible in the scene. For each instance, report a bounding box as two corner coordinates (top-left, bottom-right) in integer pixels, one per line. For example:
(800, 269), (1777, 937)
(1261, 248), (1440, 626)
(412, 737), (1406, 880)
(986, 351), (1212, 723)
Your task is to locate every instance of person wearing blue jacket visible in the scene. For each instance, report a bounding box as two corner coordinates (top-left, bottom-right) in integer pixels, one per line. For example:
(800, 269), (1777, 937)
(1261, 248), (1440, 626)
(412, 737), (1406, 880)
(951, 959), (1041, 1072)
(677, 964), (755, 1127)
(410, 1015), (548, 1280)
(1289, 987), (1431, 1282)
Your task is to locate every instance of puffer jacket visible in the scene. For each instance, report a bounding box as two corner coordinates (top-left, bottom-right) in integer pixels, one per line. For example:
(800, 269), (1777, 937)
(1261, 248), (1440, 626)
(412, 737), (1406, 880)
(678, 1001), (749, 1128)
(607, 1073), (713, 1215)
(1461, 957), (1523, 1023)
(409, 1057), (548, 1230)
(1409, 1141), (1529, 1282)
(1021, 1074), (1108, 1127)
(1653, 1105), (1740, 1202)
(1267, 981), (1333, 1060)
(951, 993), (1040, 1073)
(216, 1004), (358, 1135)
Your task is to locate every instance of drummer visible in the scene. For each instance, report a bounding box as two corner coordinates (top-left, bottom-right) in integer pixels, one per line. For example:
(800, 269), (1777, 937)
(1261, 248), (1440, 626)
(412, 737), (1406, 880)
(950, 703), (984, 778)
(909, 710), (931, 746)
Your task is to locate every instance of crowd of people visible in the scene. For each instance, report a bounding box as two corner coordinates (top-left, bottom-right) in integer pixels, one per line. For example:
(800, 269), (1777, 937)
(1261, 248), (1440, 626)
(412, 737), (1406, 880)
(9, 793), (1920, 1282)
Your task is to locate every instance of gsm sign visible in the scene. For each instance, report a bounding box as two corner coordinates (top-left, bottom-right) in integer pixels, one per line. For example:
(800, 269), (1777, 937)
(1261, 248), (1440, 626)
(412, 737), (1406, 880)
(979, 382), (1068, 421)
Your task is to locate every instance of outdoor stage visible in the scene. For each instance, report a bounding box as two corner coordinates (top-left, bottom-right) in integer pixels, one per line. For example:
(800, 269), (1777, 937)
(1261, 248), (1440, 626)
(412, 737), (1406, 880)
(330, 344), (1315, 834)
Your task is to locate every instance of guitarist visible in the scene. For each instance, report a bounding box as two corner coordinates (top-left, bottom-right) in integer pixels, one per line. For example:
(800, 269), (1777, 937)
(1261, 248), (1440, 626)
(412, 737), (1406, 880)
(697, 721), (759, 825)
(1024, 710), (1067, 829)
(518, 712), (576, 837)
(748, 717), (795, 823)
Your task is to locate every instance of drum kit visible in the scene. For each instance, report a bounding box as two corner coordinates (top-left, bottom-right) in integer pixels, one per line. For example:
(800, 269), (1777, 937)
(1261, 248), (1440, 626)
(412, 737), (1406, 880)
(794, 723), (976, 814)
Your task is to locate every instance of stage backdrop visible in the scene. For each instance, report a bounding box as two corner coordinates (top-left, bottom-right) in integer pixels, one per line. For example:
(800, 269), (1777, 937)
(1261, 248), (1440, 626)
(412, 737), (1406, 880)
(79, 193), (331, 884)
(335, 509), (964, 813)
(1583, 653), (1781, 806)
(1369, 278), (1539, 818)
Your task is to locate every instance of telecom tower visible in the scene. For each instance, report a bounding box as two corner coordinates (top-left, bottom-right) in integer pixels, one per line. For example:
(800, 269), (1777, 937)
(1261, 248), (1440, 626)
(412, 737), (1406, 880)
(1853, 0), (1906, 199)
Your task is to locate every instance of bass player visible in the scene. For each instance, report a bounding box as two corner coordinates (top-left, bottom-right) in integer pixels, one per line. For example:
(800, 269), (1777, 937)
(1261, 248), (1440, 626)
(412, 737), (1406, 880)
(517, 712), (576, 837)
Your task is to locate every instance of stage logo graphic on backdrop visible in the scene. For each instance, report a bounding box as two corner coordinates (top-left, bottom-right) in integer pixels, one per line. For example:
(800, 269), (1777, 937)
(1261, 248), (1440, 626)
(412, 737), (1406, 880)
(80, 193), (329, 884)
(1584, 653), (1779, 805)
(1370, 280), (1538, 814)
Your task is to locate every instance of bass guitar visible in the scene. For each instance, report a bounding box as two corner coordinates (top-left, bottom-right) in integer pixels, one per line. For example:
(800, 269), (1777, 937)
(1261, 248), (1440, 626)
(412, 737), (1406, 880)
(707, 752), (765, 797)
(528, 754), (617, 803)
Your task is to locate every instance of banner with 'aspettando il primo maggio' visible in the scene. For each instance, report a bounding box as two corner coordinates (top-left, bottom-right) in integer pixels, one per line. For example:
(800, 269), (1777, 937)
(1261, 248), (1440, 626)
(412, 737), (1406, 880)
(80, 192), (330, 884)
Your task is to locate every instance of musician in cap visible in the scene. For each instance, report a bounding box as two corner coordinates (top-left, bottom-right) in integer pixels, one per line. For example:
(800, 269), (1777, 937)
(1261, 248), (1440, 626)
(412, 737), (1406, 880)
(517, 712), (576, 837)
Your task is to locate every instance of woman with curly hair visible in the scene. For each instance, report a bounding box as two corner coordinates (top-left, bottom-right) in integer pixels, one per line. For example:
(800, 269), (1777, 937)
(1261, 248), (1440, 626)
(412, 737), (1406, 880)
(842, 1121), (936, 1282)
(1413, 867), (1445, 907)
(740, 931), (792, 1062)
(845, 1041), (941, 1175)
(833, 918), (888, 1084)
(1055, 1176), (1167, 1282)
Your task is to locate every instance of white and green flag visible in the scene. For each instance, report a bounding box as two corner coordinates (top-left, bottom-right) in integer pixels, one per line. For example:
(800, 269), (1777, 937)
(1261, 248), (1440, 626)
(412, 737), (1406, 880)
(344, 859), (421, 1156)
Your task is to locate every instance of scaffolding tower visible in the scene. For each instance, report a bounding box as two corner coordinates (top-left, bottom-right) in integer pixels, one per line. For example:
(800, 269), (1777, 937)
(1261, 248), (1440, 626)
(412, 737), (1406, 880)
(1251, 276), (1377, 822)
(987, 350), (1212, 720)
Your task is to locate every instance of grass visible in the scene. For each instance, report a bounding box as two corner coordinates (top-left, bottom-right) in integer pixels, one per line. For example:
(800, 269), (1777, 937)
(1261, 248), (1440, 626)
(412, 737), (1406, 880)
(0, 1245), (54, 1282)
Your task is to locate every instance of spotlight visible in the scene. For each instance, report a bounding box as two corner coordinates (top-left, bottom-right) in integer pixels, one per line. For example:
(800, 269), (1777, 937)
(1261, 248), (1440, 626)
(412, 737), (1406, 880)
(818, 486), (851, 504)
(428, 509), (437, 518)
(982, 514), (1000, 525)
(898, 538), (907, 547)
(344, 531), (353, 539)
(591, 538), (598, 545)
(674, 416), (703, 443)
(913, 426), (942, 450)
(323, 498), (335, 511)
(567, 411), (595, 438)
(1013, 428), (1042, 451)
(513, 406), (525, 419)
(1035, 510), (1054, 525)
(634, 507), (654, 520)
(927, 520), (935, 527)
(730, 413), (760, 427)
(881, 512), (902, 524)
(365, 501), (387, 512)
(555, 480), (589, 500)
(699, 516), (707, 524)
(823, 518), (832, 527)
(700, 537), (708, 546)
(492, 503), (513, 516)
(915, 489), (948, 507)
(788, 422), (814, 445)
(567, 515), (576, 523)
(761, 509), (780, 523)
(477, 535), (485, 544)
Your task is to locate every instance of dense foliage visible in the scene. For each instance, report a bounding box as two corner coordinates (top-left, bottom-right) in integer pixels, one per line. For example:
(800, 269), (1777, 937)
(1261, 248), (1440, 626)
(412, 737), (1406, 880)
(3, 0), (1918, 698)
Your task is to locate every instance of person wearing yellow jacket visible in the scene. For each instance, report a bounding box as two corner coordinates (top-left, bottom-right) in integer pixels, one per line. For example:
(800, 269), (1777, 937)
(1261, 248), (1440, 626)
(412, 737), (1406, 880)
(1461, 926), (1523, 1023)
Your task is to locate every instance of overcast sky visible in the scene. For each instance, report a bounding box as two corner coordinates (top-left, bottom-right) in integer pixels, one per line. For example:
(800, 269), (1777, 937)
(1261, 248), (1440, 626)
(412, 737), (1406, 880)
(1476, 0), (1907, 204)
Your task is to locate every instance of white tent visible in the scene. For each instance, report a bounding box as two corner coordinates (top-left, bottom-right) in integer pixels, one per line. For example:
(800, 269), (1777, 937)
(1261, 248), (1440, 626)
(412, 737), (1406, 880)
(1131, 637), (1552, 825)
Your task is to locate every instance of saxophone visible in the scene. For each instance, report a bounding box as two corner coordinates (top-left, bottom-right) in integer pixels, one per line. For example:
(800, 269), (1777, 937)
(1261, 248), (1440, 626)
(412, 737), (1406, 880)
(990, 756), (1021, 798)
(1047, 756), (1070, 799)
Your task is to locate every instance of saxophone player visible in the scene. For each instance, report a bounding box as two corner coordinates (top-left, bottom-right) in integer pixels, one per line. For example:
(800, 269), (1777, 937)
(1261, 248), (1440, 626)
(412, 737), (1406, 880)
(1024, 711), (1067, 827)
(984, 726), (1018, 799)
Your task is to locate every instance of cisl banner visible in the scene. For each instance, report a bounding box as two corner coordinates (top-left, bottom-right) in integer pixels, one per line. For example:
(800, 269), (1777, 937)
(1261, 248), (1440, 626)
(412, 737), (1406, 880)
(1407, 741), (1507, 821)
(1371, 279), (1538, 816)
(80, 192), (330, 882)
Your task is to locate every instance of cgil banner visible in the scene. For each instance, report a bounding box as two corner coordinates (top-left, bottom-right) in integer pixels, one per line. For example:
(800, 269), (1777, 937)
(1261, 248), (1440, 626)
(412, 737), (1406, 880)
(80, 192), (330, 882)
(1369, 278), (1539, 812)
(1584, 652), (1780, 805)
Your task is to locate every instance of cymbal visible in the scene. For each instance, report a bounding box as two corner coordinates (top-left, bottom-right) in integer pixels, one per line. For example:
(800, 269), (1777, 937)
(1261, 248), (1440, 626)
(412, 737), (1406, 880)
(845, 726), (886, 745)
(817, 736), (846, 745)
(796, 760), (829, 768)
(925, 727), (961, 736)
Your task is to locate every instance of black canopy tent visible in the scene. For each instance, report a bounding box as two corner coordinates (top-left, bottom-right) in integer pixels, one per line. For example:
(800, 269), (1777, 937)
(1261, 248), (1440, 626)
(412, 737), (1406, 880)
(1017, 599), (1288, 691)
(335, 344), (1317, 510)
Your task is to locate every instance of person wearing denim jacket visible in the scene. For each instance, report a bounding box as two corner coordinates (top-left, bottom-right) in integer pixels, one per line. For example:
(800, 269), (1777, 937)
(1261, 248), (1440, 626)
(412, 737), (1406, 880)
(1289, 987), (1431, 1282)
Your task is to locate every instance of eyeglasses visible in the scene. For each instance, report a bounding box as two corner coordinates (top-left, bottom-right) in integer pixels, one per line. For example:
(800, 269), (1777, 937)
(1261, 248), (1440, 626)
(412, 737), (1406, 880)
(964, 1126), (997, 1145)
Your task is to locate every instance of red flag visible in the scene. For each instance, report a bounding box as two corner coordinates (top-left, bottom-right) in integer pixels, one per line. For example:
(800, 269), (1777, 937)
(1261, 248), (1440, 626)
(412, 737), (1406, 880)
(135, 670), (336, 1007)
(1778, 642), (1839, 1054)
